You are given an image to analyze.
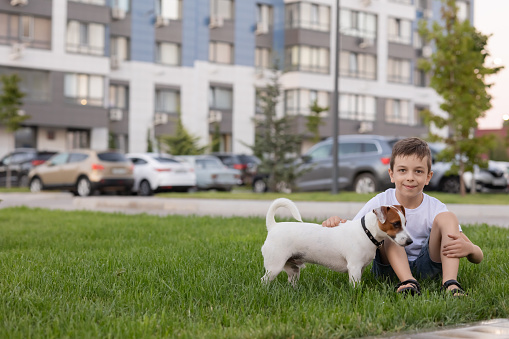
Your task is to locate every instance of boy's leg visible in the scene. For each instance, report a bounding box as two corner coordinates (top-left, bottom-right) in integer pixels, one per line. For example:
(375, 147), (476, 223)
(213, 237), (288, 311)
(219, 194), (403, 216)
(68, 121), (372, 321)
(380, 240), (416, 292)
(429, 211), (461, 291)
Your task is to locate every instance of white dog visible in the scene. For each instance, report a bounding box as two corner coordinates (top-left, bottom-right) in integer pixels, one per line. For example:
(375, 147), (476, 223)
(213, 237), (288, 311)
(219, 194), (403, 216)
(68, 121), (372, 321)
(261, 198), (412, 286)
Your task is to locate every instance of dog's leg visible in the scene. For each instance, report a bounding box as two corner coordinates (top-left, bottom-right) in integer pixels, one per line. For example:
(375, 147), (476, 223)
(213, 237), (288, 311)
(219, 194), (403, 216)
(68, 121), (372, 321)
(261, 258), (287, 284)
(347, 264), (364, 286)
(283, 263), (301, 288)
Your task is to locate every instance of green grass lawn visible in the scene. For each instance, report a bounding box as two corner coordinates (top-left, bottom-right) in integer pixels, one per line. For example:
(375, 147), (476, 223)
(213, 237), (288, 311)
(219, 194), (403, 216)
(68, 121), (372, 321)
(0, 208), (507, 338)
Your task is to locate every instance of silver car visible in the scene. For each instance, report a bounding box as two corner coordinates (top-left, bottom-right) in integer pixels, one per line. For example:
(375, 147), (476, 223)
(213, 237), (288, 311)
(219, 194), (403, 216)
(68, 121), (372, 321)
(293, 135), (401, 193)
(176, 155), (241, 191)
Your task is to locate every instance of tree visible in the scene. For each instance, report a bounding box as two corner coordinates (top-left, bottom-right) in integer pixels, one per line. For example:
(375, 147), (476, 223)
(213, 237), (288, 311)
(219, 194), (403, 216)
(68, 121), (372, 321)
(146, 128), (154, 152)
(210, 122), (221, 152)
(418, 0), (503, 196)
(0, 74), (27, 131)
(0, 74), (27, 189)
(306, 99), (328, 144)
(250, 66), (304, 192)
(159, 115), (207, 155)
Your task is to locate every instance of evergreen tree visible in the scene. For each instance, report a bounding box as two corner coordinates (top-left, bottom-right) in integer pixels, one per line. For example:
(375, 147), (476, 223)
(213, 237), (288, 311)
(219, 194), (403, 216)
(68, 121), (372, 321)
(418, 0), (502, 195)
(0, 74), (27, 131)
(306, 99), (328, 144)
(251, 67), (304, 192)
(0, 73), (27, 189)
(159, 116), (207, 155)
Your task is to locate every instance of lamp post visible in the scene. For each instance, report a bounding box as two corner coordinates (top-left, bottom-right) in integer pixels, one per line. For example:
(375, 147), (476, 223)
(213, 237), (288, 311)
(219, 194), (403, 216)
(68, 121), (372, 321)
(331, 0), (340, 194)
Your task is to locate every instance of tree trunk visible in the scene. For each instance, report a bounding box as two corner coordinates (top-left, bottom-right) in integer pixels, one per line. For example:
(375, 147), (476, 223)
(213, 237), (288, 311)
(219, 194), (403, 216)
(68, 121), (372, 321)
(6, 164), (11, 189)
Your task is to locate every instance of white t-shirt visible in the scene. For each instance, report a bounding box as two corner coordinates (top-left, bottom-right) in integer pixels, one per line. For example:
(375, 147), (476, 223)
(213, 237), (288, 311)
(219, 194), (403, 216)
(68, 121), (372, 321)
(353, 188), (459, 261)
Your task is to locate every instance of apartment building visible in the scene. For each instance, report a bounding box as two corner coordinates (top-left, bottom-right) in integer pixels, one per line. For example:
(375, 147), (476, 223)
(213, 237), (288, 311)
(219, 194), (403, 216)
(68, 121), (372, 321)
(0, 0), (473, 156)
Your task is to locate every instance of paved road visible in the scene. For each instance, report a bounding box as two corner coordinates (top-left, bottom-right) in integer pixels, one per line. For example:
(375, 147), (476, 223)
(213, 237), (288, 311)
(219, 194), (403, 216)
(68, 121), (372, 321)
(1, 192), (509, 227)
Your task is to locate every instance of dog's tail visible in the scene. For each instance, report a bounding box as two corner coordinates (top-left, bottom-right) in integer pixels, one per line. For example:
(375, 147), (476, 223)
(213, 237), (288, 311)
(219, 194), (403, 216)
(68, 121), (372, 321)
(266, 198), (303, 232)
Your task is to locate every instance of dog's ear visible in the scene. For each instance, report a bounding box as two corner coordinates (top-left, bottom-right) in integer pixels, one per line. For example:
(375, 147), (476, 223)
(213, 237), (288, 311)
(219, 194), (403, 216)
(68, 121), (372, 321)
(373, 206), (389, 224)
(394, 205), (405, 216)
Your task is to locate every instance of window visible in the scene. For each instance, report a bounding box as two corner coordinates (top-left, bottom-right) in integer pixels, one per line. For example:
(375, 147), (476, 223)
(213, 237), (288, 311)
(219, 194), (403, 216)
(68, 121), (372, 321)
(157, 42), (181, 66)
(66, 20), (105, 56)
(111, 0), (130, 11)
(456, 1), (470, 22)
(210, 0), (234, 20)
(109, 84), (128, 109)
(69, 0), (106, 5)
(156, 0), (182, 20)
(0, 67), (51, 102)
(386, 99), (419, 125)
(155, 89), (180, 113)
(255, 47), (271, 69)
(209, 87), (233, 110)
(285, 89), (329, 116)
(209, 41), (233, 64)
(257, 4), (273, 25)
(64, 73), (104, 106)
(339, 94), (376, 121)
(340, 51), (376, 80)
(0, 13), (51, 49)
(308, 144), (331, 160)
(110, 36), (129, 61)
(285, 45), (329, 74)
(414, 68), (428, 87)
(340, 9), (377, 39)
(285, 3), (330, 32)
(387, 58), (411, 84)
(388, 17), (411, 44)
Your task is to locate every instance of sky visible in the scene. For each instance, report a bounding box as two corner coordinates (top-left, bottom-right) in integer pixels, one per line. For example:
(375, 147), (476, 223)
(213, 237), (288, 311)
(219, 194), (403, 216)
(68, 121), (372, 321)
(474, 0), (509, 129)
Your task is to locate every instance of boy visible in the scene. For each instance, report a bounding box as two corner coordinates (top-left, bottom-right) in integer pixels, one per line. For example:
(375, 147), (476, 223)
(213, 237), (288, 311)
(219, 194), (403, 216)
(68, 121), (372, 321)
(322, 137), (483, 295)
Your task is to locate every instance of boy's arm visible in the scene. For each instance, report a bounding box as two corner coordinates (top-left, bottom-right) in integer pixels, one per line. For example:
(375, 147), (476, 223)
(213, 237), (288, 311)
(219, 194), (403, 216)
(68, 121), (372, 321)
(442, 233), (483, 264)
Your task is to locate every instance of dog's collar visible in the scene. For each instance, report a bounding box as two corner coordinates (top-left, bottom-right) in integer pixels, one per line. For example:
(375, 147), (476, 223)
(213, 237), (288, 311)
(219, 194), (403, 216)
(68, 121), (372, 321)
(361, 216), (384, 248)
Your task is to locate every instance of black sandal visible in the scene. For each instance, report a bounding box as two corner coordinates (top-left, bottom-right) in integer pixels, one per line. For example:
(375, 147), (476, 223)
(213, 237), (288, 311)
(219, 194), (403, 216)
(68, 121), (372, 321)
(442, 279), (467, 297)
(396, 279), (421, 295)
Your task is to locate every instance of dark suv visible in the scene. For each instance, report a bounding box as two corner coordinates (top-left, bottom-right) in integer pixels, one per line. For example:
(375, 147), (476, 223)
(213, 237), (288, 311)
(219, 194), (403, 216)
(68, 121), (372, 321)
(211, 152), (261, 185)
(0, 148), (57, 187)
(252, 135), (401, 193)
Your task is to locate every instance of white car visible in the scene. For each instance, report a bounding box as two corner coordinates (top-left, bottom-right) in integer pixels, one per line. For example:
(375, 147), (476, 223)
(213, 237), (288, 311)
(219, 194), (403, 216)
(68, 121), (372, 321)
(176, 155), (241, 191)
(126, 153), (196, 196)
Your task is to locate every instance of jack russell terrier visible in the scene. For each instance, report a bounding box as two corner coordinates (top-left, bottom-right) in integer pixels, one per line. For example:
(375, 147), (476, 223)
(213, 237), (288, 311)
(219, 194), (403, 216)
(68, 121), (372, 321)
(261, 198), (412, 286)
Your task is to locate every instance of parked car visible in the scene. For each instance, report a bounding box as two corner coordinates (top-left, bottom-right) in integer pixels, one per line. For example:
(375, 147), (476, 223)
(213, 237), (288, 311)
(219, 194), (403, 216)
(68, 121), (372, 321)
(427, 143), (507, 193)
(126, 153), (196, 196)
(211, 152), (261, 185)
(176, 155), (241, 191)
(252, 135), (402, 193)
(0, 148), (57, 187)
(28, 150), (134, 196)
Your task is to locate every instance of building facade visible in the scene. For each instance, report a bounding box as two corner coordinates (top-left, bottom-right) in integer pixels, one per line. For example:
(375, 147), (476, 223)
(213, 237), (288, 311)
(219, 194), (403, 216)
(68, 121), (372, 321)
(0, 0), (473, 156)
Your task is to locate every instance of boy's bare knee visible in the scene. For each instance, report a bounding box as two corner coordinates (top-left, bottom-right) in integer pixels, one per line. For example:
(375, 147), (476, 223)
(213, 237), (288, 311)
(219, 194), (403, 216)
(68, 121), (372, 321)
(433, 211), (459, 232)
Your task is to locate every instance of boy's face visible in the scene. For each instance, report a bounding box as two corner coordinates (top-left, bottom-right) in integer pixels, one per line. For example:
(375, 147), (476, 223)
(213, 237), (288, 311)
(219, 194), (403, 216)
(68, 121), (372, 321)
(389, 154), (433, 200)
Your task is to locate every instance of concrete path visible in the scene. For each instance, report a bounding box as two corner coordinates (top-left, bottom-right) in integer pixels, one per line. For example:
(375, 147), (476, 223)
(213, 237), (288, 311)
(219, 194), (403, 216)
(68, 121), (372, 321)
(1, 192), (509, 227)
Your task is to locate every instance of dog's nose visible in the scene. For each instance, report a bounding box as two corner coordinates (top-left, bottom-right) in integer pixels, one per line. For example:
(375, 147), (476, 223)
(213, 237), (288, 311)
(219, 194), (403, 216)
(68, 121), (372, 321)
(406, 238), (413, 246)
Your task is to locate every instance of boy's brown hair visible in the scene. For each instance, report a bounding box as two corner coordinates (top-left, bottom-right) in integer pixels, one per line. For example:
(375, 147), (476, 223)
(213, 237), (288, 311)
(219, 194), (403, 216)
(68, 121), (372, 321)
(390, 137), (432, 172)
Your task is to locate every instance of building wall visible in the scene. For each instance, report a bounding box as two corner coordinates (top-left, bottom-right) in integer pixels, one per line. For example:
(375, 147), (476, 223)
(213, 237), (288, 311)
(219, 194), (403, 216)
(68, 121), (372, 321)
(0, 0), (472, 156)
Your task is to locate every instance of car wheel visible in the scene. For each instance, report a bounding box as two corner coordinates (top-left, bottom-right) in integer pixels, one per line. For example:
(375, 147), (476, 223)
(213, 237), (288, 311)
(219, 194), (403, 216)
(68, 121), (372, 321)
(354, 173), (377, 194)
(29, 177), (43, 193)
(138, 180), (153, 196)
(253, 178), (267, 193)
(76, 177), (92, 197)
(441, 176), (460, 193)
(18, 175), (29, 187)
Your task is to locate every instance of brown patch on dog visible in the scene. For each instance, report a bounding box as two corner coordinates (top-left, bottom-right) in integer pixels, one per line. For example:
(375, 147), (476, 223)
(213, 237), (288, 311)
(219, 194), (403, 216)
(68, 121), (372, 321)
(377, 205), (405, 239)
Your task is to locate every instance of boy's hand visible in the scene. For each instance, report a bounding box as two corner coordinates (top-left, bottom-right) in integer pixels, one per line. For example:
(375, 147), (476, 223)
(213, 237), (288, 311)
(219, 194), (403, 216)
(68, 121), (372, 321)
(322, 216), (347, 228)
(442, 234), (474, 258)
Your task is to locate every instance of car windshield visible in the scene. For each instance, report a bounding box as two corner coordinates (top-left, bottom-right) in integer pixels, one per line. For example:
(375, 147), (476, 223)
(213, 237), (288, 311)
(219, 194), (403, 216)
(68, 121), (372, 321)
(153, 156), (180, 164)
(98, 152), (128, 162)
(196, 159), (223, 169)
